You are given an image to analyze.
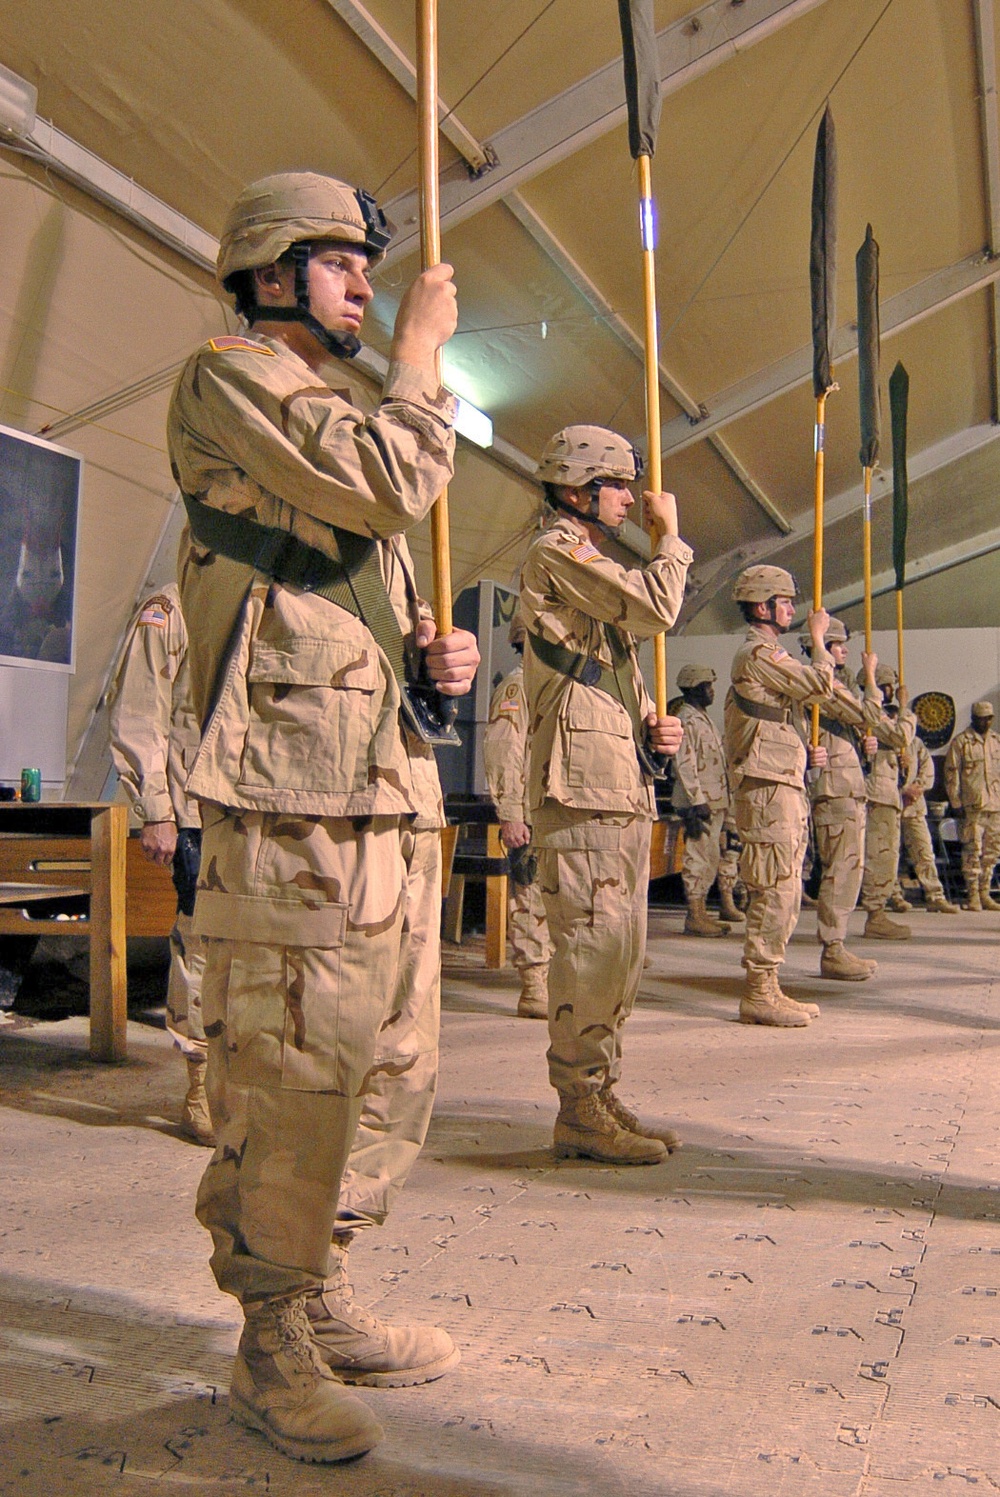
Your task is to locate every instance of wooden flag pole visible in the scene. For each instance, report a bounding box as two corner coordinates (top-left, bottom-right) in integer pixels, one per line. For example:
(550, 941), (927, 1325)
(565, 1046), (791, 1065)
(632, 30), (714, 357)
(862, 466), (874, 652)
(811, 390), (827, 748)
(416, 0), (453, 636)
(637, 152), (667, 717)
(896, 587), (905, 694)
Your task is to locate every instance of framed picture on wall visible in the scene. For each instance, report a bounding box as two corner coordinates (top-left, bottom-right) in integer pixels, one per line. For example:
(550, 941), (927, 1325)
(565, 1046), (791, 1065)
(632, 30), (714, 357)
(0, 423), (83, 672)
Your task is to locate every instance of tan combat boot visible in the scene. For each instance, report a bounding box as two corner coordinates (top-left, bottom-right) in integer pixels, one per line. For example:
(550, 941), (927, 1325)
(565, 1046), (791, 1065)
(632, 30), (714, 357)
(553, 1093), (667, 1163)
(717, 885), (745, 923)
(683, 895), (729, 937)
(966, 885), (983, 911)
(230, 1294), (383, 1464)
(516, 964), (548, 1019)
(768, 969), (820, 1018)
(887, 892), (913, 913)
(980, 883), (1000, 911)
(599, 1083), (681, 1152)
(739, 970), (812, 1027)
(180, 1058), (215, 1147)
(925, 895), (959, 913)
(820, 942), (877, 982)
(863, 909), (911, 940)
(305, 1242), (459, 1387)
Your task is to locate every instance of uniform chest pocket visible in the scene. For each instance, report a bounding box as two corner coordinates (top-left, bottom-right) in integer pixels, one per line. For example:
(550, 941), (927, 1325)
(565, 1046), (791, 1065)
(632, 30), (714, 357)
(741, 720), (804, 782)
(564, 698), (636, 790)
(239, 637), (385, 794)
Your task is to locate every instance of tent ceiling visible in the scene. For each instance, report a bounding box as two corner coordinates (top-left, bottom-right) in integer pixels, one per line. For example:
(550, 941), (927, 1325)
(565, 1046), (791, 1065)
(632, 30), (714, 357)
(1, 0), (1000, 775)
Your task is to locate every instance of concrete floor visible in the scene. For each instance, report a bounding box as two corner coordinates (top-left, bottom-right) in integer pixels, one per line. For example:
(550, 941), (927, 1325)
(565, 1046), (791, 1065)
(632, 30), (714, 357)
(1, 905), (1000, 1496)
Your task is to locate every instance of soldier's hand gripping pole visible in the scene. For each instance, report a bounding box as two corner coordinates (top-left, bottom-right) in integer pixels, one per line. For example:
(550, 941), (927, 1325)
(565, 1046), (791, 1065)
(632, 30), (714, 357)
(416, 0), (458, 732)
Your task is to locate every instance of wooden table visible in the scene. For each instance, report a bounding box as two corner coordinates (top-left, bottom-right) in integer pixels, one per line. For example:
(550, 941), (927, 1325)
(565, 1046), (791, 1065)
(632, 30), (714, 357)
(0, 803), (128, 1062)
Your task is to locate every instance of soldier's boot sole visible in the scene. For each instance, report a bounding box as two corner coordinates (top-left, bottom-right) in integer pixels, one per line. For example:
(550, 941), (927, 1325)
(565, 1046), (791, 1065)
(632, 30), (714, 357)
(229, 1360), (382, 1464)
(553, 1132), (667, 1163)
(738, 997), (811, 1027)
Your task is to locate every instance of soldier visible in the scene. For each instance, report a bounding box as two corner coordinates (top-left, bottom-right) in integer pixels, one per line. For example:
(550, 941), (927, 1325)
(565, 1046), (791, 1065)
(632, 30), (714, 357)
(859, 666), (917, 938)
(519, 425), (691, 1164)
(725, 566), (836, 1026)
(944, 701), (1000, 910)
(482, 613), (552, 1018)
(672, 664), (743, 936)
(168, 171), (479, 1464)
(891, 734), (959, 913)
(796, 619), (899, 980)
(108, 582), (212, 1144)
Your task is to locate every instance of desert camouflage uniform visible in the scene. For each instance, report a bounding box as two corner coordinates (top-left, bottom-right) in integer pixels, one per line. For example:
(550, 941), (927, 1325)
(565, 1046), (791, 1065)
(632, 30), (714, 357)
(724, 628), (835, 976)
(108, 582), (206, 1059)
(944, 723), (1000, 892)
(482, 665), (552, 975)
(860, 707), (917, 915)
(672, 700), (739, 902)
(809, 669), (895, 946)
(168, 331), (455, 1304)
(894, 737), (947, 900)
(519, 515), (692, 1098)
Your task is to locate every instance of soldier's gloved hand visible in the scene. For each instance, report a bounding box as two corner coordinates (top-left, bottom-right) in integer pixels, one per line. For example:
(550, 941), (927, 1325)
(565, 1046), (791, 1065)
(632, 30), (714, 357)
(417, 621), (480, 696)
(646, 712), (683, 757)
(862, 734), (878, 757)
(500, 819), (531, 850)
(140, 819), (178, 867)
(680, 805), (711, 839)
(808, 743), (828, 770)
(724, 825), (743, 854)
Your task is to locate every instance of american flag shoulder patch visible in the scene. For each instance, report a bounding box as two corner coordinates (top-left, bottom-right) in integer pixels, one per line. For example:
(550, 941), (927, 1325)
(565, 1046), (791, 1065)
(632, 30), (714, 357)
(138, 605), (169, 628)
(569, 541), (601, 564)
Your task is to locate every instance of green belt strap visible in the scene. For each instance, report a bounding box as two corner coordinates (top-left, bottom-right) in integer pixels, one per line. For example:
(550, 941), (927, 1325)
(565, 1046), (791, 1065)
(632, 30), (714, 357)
(818, 714), (853, 742)
(527, 626), (646, 747)
(731, 686), (791, 725)
(183, 494), (409, 686)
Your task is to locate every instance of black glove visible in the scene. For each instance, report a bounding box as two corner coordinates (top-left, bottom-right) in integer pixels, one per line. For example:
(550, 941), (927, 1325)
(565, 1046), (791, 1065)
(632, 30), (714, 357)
(679, 804), (712, 840)
(172, 827), (202, 918)
(724, 827), (742, 855)
(507, 843), (538, 888)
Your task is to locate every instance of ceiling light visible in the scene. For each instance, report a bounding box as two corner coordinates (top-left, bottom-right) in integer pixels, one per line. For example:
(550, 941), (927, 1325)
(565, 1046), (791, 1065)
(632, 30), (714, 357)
(452, 395), (493, 449)
(0, 63), (37, 139)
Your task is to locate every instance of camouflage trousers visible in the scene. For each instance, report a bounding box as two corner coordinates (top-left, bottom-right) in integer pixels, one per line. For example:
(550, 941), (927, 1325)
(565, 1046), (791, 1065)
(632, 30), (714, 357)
(733, 779), (809, 975)
(165, 912), (208, 1060)
(681, 808), (739, 901)
(193, 808), (436, 1305)
(534, 803), (650, 1099)
(813, 796), (866, 946)
(508, 875), (552, 972)
(860, 803), (902, 912)
(960, 809), (1000, 890)
(896, 812), (945, 899)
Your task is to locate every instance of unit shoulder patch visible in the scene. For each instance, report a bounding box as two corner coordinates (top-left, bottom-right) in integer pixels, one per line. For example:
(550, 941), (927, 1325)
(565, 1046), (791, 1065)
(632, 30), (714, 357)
(206, 336), (276, 356)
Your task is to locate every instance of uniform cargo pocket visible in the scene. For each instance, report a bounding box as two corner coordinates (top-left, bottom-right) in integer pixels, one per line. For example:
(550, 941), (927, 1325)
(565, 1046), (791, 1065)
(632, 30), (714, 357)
(239, 637), (384, 795)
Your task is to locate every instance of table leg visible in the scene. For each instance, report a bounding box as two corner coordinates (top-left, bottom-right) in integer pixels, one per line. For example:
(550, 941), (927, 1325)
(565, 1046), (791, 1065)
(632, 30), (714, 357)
(484, 824), (507, 970)
(88, 805), (128, 1062)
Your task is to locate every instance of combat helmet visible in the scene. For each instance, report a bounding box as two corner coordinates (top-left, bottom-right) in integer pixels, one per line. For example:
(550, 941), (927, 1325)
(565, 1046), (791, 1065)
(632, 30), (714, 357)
(536, 425), (642, 539)
(799, 616), (848, 655)
(217, 172), (391, 360)
(732, 565), (798, 603)
(676, 663), (716, 690)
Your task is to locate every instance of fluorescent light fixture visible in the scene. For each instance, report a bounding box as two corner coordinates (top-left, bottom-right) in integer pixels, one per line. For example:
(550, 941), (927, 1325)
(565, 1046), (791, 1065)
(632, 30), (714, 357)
(0, 63), (37, 139)
(452, 395), (493, 449)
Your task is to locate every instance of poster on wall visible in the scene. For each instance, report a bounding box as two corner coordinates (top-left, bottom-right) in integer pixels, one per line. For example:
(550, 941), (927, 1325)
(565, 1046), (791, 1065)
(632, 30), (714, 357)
(0, 423), (83, 672)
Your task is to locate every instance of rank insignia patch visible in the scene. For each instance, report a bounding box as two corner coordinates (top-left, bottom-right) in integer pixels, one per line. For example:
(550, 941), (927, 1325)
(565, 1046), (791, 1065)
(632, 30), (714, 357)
(207, 336), (276, 355)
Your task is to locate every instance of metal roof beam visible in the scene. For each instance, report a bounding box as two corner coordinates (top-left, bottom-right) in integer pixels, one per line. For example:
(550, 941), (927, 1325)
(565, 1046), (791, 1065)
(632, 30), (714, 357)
(678, 422), (1000, 627)
(815, 520), (1000, 616)
(380, 0), (831, 266)
(661, 250), (1000, 458)
(972, 0), (1000, 420)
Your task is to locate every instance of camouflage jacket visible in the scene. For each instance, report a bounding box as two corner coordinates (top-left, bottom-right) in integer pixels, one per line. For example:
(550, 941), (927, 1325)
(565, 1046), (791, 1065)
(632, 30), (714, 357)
(519, 515), (692, 817)
(901, 736), (936, 820)
(672, 702), (730, 812)
(483, 664), (529, 823)
(944, 726), (1000, 811)
(107, 583), (201, 828)
(724, 626), (835, 791)
(167, 333), (454, 826)
(809, 668), (896, 803)
(865, 707), (917, 810)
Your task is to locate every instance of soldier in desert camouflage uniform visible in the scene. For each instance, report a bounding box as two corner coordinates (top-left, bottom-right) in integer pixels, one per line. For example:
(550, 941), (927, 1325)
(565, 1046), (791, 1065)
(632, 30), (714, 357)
(168, 172), (479, 1465)
(482, 614), (552, 1018)
(859, 666), (917, 939)
(725, 566), (837, 1026)
(108, 582), (212, 1144)
(671, 663), (743, 937)
(519, 425), (691, 1164)
(796, 618), (902, 980)
(944, 701), (1000, 910)
(890, 734), (959, 913)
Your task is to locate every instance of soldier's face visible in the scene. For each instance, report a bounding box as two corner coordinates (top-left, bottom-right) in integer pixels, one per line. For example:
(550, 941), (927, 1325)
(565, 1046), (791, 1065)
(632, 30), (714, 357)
(771, 597), (796, 630)
(829, 640), (848, 667)
(973, 715), (992, 735)
(596, 480), (634, 529)
(305, 245), (375, 335)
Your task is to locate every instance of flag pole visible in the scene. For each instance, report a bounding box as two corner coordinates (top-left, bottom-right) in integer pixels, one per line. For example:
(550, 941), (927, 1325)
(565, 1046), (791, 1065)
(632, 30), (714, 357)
(416, 0), (453, 638)
(637, 152), (667, 717)
(889, 361), (910, 695)
(809, 106), (837, 747)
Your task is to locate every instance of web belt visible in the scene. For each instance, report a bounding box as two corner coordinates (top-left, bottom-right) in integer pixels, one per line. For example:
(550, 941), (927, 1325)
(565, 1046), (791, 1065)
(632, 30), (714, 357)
(730, 686), (791, 725)
(527, 625), (648, 758)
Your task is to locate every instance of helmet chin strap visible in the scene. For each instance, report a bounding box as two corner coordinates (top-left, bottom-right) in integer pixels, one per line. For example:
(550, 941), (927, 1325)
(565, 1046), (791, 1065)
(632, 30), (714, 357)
(245, 242), (361, 360)
(545, 479), (624, 542)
